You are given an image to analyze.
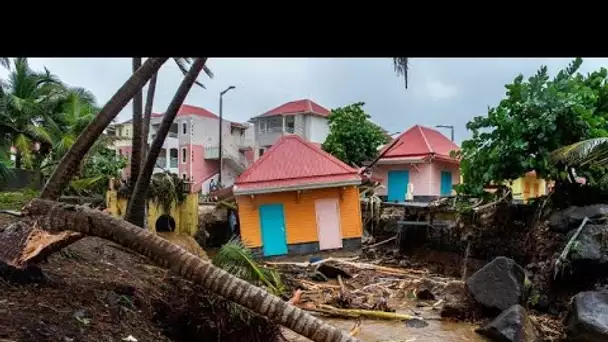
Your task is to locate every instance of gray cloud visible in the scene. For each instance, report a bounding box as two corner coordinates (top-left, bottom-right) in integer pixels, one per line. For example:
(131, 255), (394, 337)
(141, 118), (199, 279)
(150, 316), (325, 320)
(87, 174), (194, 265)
(2, 57), (606, 144)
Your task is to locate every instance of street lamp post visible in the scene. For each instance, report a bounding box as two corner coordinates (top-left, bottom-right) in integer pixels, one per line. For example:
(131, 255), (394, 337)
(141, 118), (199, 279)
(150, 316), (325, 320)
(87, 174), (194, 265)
(218, 86), (236, 184)
(435, 125), (454, 142)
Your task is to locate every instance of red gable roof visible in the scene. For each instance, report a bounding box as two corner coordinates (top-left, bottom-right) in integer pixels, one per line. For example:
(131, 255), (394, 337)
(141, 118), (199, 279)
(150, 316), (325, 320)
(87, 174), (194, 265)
(234, 135), (360, 195)
(379, 125), (460, 162)
(152, 104), (218, 119)
(149, 104), (249, 127)
(260, 99), (331, 118)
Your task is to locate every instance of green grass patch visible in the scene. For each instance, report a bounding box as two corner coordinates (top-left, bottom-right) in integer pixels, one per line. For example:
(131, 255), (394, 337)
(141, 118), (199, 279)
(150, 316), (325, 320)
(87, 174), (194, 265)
(0, 188), (39, 210)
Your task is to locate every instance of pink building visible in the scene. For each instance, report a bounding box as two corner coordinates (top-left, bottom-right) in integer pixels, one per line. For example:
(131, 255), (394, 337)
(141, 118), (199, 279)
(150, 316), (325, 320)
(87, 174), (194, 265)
(110, 104), (254, 194)
(369, 125), (460, 202)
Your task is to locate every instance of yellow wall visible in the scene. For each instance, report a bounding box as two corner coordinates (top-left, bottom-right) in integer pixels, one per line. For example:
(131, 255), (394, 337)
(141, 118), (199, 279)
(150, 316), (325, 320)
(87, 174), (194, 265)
(510, 175), (547, 203)
(106, 190), (199, 235)
(236, 186), (362, 248)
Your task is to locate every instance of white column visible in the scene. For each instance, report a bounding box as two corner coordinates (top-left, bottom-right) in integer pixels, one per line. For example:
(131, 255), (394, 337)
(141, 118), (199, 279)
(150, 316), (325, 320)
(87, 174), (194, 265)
(282, 116), (286, 134)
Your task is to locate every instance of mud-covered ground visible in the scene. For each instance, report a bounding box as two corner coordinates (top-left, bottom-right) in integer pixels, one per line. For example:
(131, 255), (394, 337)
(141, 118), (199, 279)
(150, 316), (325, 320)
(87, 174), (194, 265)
(0, 214), (280, 342)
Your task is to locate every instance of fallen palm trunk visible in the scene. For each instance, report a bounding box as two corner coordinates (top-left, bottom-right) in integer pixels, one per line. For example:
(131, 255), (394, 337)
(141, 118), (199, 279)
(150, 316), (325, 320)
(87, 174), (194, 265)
(302, 304), (424, 321)
(0, 199), (359, 342)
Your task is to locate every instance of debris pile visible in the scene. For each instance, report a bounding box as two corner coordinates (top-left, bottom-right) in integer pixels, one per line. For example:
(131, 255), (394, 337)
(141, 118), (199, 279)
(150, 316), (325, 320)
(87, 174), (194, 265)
(266, 255), (465, 325)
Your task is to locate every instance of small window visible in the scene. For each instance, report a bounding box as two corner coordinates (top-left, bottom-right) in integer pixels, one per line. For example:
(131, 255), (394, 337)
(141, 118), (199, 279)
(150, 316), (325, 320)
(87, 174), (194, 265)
(182, 174), (187, 180)
(183, 123), (187, 135)
(118, 149), (123, 156)
(259, 148), (265, 157)
(182, 148), (187, 163)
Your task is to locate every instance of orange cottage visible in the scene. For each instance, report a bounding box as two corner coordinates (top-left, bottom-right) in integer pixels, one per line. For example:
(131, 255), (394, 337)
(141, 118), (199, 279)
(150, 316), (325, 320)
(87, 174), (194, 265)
(233, 135), (363, 257)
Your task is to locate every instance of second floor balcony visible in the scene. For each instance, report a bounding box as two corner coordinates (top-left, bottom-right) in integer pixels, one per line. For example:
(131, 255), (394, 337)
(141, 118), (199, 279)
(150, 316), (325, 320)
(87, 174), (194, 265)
(256, 117), (298, 146)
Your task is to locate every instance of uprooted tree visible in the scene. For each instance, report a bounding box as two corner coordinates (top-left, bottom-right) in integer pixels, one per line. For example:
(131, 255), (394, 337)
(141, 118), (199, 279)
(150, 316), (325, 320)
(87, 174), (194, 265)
(0, 57), (414, 342)
(0, 58), (363, 342)
(455, 58), (608, 197)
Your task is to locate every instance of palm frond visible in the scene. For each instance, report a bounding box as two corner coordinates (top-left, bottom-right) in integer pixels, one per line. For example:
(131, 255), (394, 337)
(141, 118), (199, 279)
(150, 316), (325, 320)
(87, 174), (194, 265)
(0, 58), (9, 70)
(13, 133), (33, 167)
(551, 138), (608, 166)
(68, 87), (97, 105)
(393, 57), (409, 89)
(212, 239), (286, 296)
(25, 124), (52, 144)
(69, 176), (104, 195)
(173, 57), (208, 89)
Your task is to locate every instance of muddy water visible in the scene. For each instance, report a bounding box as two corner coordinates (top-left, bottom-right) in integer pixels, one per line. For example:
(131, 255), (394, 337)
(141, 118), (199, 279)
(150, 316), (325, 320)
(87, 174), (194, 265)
(284, 319), (486, 341)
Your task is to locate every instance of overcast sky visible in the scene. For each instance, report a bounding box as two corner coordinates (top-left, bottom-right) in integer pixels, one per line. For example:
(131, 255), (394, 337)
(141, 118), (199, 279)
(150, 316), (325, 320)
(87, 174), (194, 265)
(2, 58), (606, 144)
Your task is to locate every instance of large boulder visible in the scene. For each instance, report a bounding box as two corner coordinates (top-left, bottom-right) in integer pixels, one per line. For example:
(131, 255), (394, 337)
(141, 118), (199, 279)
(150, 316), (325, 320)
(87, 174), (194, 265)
(567, 291), (608, 342)
(466, 257), (527, 312)
(476, 304), (538, 342)
(566, 224), (608, 266)
(549, 204), (608, 233)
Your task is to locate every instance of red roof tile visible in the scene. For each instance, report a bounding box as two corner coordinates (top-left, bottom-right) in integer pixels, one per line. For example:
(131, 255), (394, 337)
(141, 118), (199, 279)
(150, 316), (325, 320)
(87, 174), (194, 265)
(379, 125), (460, 161)
(234, 135), (360, 194)
(260, 99), (330, 118)
(153, 104), (218, 119)
(151, 104), (247, 126)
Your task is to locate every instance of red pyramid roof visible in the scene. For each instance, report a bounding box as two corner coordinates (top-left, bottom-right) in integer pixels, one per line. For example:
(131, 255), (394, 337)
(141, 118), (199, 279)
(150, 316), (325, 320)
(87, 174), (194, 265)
(259, 99), (330, 118)
(234, 135), (360, 195)
(379, 125), (460, 162)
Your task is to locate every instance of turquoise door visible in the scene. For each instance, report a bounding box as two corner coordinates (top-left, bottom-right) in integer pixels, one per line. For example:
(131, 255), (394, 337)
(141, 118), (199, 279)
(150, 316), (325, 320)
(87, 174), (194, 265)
(259, 204), (288, 257)
(387, 170), (409, 202)
(440, 171), (453, 196)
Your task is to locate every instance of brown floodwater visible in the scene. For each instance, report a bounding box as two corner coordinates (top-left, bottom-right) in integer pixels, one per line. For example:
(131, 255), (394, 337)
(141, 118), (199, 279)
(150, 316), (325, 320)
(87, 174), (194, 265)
(283, 318), (488, 342)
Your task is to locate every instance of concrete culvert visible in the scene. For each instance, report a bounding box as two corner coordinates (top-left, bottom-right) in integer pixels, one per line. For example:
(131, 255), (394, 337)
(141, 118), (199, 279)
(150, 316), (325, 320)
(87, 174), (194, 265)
(155, 214), (176, 232)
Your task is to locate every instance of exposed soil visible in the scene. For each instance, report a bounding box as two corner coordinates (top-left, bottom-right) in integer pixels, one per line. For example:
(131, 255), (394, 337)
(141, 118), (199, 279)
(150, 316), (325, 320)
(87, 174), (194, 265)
(0, 214), (280, 342)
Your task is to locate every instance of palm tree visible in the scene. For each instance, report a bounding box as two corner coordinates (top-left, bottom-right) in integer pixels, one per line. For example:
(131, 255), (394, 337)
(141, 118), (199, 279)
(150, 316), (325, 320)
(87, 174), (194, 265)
(44, 90), (103, 167)
(0, 58), (9, 70)
(140, 72), (157, 162)
(6, 198), (358, 342)
(124, 58), (208, 227)
(0, 58), (61, 169)
(393, 57), (410, 88)
(129, 58), (144, 187)
(40, 57), (169, 200)
(130, 58), (212, 186)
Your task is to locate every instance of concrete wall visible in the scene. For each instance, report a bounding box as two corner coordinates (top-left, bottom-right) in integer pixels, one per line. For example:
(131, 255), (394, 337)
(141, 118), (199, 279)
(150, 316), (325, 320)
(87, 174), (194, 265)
(236, 186), (362, 250)
(306, 115), (330, 143)
(105, 190), (199, 236)
(0, 169), (43, 190)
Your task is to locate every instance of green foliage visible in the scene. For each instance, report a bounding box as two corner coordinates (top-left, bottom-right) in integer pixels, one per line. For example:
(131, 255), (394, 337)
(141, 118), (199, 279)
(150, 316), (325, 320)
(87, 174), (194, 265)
(212, 238), (286, 297)
(0, 188), (39, 210)
(117, 172), (187, 214)
(322, 102), (389, 166)
(456, 58), (608, 195)
(0, 57), (102, 184)
(67, 147), (127, 196)
(148, 172), (187, 213)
